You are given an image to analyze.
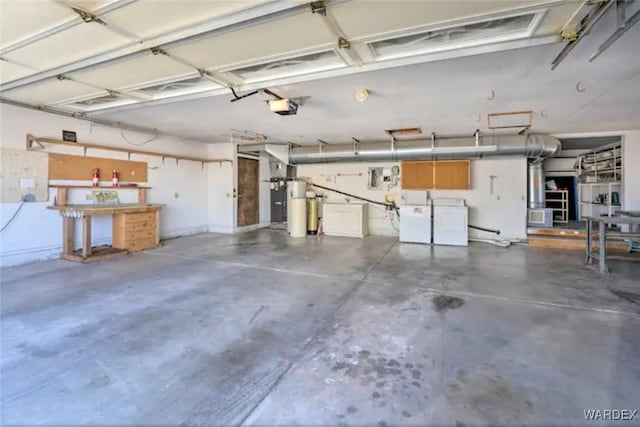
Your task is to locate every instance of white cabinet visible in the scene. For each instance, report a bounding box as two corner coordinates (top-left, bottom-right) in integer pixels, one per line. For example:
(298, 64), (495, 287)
(323, 203), (368, 238)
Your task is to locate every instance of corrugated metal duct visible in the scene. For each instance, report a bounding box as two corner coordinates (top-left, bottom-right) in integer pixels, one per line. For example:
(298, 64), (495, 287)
(269, 134), (561, 165)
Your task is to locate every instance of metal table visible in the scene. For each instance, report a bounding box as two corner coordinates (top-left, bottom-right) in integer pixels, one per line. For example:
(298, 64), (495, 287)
(584, 216), (640, 273)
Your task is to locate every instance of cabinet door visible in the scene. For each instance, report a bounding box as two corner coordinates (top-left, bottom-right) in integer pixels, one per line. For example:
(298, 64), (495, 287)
(434, 160), (470, 189)
(401, 161), (434, 189)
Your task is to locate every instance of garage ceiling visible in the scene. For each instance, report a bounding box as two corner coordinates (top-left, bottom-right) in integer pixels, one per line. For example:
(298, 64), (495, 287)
(0, 0), (639, 143)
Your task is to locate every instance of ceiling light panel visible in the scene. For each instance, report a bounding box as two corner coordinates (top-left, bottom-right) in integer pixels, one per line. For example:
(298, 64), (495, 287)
(100, 0), (269, 39)
(166, 12), (334, 71)
(69, 53), (194, 91)
(227, 51), (343, 83)
(0, 78), (103, 105)
(2, 22), (131, 70)
(370, 13), (537, 60)
(0, 1), (76, 49)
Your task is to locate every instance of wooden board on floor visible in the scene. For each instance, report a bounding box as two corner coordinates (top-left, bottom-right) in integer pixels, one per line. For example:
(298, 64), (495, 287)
(528, 237), (628, 251)
(49, 153), (147, 182)
(61, 246), (129, 263)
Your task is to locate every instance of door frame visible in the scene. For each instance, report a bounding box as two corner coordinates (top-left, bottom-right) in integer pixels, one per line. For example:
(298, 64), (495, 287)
(235, 153), (260, 230)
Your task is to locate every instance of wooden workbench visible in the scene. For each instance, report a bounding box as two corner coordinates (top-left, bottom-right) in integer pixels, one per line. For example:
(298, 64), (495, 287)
(583, 216), (640, 273)
(48, 204), (164, 262)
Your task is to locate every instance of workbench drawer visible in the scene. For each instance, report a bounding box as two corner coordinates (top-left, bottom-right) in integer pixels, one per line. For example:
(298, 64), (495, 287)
(124, 212), (156, 224)
(124, 229), (155, 240)
(125, 221), (154, 232)
(125, 237), (157, 251)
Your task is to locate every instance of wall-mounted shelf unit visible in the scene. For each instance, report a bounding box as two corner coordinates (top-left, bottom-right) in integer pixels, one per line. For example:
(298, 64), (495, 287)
(576, 142), (623, 222)
(577, 142), (621, 184)
(26, 134), (232, 166)
(545, 189), (568, 223)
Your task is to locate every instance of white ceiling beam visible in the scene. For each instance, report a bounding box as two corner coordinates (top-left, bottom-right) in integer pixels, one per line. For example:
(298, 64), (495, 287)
(0, 0), (137, 56)
(0, 1), (309, 92)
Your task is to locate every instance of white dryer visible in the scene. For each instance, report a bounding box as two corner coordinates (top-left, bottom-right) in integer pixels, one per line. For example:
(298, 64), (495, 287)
(432, 198), (468, 246)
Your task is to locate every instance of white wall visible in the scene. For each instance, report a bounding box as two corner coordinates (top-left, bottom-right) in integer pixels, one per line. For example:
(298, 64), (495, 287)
(207, 142), (235, 233)
(298, 157), (528, 239)
(0, 104), (212, 267)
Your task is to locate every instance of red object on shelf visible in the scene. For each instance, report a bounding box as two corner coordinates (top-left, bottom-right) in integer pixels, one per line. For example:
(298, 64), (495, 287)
(92, 168), (100, 187)
(112, 169), (119, 187)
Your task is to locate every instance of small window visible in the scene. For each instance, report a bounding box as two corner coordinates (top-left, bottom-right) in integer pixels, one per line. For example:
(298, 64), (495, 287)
(228, 51), (343, 83)
(135, 76), (219, 98)
(370, 13), (536, 59)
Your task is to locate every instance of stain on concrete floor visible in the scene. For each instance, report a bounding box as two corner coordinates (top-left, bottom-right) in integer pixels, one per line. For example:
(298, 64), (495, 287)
(432, 294), (465, 312)
(609, 289), (640, 305)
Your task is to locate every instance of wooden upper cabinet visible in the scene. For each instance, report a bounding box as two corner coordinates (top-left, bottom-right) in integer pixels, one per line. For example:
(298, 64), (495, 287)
(401, 160), (470, 190)
(401, 161), (434, 190)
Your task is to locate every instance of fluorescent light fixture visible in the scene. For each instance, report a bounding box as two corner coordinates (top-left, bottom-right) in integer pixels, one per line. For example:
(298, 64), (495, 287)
(269, 98), (298, 116)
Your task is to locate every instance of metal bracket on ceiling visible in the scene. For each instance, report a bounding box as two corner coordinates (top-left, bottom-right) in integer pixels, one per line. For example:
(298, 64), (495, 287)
(338, 37), (351, 49)
(551, 0), (615, 70)
(230, 87), (261, 103)
(474, 129), (481, 147)
(72, 7), (98, 23)
(352, 137), (359, 153)
(151, 47), (168, 56)
(310, 1), (327, 16)
(431, 132), (436, 150)
(318, 139), (328, 153)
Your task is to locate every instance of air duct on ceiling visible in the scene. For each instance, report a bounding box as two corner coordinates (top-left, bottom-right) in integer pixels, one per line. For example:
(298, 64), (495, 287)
(266, 133), (561, 165)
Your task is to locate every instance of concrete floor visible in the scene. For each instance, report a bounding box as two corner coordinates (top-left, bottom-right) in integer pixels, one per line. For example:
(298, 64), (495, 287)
(1, 230), (639, 426)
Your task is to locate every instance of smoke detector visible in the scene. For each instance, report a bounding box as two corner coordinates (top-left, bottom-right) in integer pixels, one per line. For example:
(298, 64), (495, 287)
(354, 88), (369, 103)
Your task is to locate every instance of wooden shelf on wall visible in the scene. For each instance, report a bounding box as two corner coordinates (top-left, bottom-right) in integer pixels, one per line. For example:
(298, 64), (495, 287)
(49, 185), (152, 189)
(26, 134), (232, 165)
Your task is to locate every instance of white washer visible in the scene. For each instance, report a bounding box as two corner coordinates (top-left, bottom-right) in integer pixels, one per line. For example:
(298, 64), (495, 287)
(399, 203), (432, 244)
(432, 198), (468, 246)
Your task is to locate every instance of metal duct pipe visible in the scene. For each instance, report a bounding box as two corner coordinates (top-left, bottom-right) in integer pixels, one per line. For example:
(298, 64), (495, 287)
(527, 161), (546, 209)
(287, 134), (560, 164)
